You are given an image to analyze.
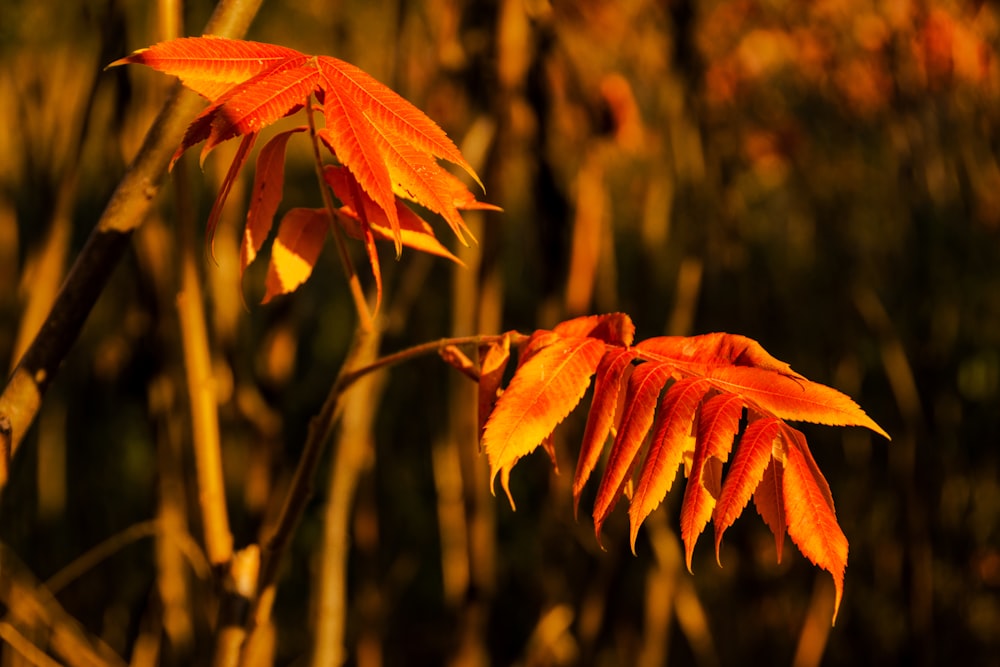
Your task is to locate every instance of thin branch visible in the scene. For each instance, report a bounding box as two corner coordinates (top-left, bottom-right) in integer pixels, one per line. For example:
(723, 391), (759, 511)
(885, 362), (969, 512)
(336, 332), (528, 393)
(0, 544), (127, 667)
(240, 326), (373, 660)
(0, 0), (265, 491)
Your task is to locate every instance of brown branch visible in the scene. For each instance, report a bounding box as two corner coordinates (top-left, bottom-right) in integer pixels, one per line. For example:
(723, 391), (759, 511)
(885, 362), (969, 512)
(0, 0), (265, 492)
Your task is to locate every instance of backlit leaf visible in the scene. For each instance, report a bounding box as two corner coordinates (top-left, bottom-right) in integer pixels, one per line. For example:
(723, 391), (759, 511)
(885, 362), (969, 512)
(262, 207), (328, 303)
(481, 335), (605, 505)
(627, 377), (712, 548)
(474, 316), (888, 624)
(714, 416), (783, 563)
(781, 426), (848, 622)
(679, 392), (743, 570)
(241, 127), (307, 278)
(592, 362), (675, 538)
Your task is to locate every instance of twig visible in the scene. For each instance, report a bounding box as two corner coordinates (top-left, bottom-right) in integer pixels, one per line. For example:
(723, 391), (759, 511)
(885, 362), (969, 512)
(0, 622), (63, 667)
(240, 327), (372, 659)
(0, 0), (265, 492)
(335, 332), (527, 392)
(0, 544), (127, 667)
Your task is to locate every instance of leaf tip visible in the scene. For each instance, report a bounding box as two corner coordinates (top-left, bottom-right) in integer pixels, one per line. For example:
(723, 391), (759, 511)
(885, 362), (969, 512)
(628, 523), (640, 556)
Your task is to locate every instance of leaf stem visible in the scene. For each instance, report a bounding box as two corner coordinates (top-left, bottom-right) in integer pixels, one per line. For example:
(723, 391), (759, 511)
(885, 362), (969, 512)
(305, 97), (374, 332)
(336, 332), (528, 392)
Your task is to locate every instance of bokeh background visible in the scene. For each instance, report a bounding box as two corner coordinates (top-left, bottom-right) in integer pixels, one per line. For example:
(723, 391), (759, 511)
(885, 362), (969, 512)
(1, 0), (999, 665)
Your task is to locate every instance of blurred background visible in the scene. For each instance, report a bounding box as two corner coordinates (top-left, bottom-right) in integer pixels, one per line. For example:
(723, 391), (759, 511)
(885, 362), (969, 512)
(1, 0), (999, 665)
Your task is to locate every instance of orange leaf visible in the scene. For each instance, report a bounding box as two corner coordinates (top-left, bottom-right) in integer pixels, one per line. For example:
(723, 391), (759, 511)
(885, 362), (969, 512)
(316, 56), (481, 188)
(316, 94), (400, 253)
(478, 335), (511, 435)
(481, 336), (606, 506)
(111, 36), (496, 267)
(636, 332), (803, 379)
(554, 312), (635, 346)
(183, 62), (318, 166)
(262, 207), (328, 303)
(714, 416), (783, 563)
(472, 316), (888, 626)
(592, 361), (675, 539)
(781, 425), (848, 623)
(678, 392), (743, 570)
(325, 166), (464, 264)
(627, 377), (712, 548)
(241, 127), (307, 278)
(573, 347), (636, 517)
(754, 456), (787, 563)
(108, 36), (304, 101)
(707, 366), (889, 438)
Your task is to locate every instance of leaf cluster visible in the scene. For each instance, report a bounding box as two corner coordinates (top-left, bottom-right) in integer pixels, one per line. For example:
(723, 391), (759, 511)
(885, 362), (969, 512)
(479, 313), (889, 622)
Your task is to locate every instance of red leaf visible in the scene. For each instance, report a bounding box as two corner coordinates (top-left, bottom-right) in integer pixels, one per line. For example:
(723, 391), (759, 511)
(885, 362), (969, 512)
(781, 425), (848, 623)
(108, 36), (304, 101)
(481, 336), (605, 506)
(714, 416), (783, 563)
(111, 36), (496, 269)
(325, 166), (463, 265)
(205, 133), (257, 259)
(262, 207), (329, 303)
(554, 313), (635, 346)
(241, 127), (307, 277)
(754, 456), (787, 563)
(678, 392), (743, 570)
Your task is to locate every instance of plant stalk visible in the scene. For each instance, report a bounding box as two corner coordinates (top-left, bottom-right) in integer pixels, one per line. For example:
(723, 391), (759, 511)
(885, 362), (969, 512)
(0, 0), (265, 491)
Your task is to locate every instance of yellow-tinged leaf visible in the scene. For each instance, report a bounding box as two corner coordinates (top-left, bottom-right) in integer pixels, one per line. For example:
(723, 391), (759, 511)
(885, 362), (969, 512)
(479, 335), (511, 435)
(481, 336), (606, 503)
(241, 127), (307, 278)
(262, 208), (328, 303)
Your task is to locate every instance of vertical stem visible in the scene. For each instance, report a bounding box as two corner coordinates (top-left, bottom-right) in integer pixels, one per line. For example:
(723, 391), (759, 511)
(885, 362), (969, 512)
(0, 0), (266, 489)
(311, 327), (383, 666)
(175, 152), (233, 567)
(305, 98), (373, 332)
